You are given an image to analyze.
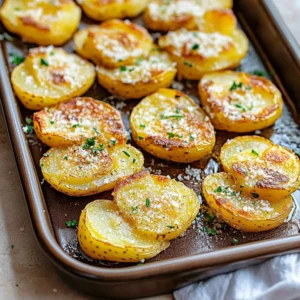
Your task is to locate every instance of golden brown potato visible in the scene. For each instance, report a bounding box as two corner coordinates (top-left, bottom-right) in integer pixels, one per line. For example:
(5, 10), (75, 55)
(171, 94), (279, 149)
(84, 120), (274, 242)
(78, 0), (148, 21)
(78, 200), (169, 262)
(202, 172), (293, 232)
(11, 47), (96, 110)
(199, 71), (283, 132)
(145, 0), (236, 33)
(33, 97), (128, 147)
(114, 171), (200, 240)
(96, 50), (176, 99)
(220, 136), (300, 202)
(159, 28), (248, 80)
(74, 19), (153, 68)
(130, 88), (215, 163)
(196, 0), (232, 9)
(40, 143), (144, 196)
(0, 0), (81, 45)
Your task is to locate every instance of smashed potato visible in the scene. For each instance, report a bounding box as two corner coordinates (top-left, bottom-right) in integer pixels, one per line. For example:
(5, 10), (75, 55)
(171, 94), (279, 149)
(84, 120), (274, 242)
(33, 97), (127, 147)
(114, 171), (200, 240)
(11, 47), (95, 110)
(78, 0), (148, 21)
(130, 88), (215, 163)
(96, 50), (176, 99)
(41, 143), (144, 196)
(78, 200), (169, 262)
(203, 172), (293, 232)
(74, 19), (153, 68)
(199, 71), (283, 132)
(220, 136), (300, 202)
(159, 28), (248, 80)
(145, 0), (236, 33)
(0, 0), (81, 46)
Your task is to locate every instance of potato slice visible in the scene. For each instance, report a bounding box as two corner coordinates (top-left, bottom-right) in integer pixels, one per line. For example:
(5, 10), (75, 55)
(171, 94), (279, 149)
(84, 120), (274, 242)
(130, 88), (215, 163)
(41, 144), (144, 196)
(96, 50), (176, 99)
(199, 71), (283, 132)
(78, 200), (169, 262)
(33, 97), (127, 147)
(145, 0), (236, 33)
(0, 0), (81, 46)
(159, 28), (248, 80)
(220, 136), (300, 202)
(74, 19), (153, 68)
(11, 47), (95, 110)
(114, 171), (200, 240)
(78, 0), (148, 21)
(202, 172), (293, 232)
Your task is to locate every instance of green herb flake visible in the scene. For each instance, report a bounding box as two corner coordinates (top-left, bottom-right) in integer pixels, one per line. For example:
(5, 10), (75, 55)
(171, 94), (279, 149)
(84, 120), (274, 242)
(24, 125), (34, 134)
(136, 57), (143, 65)
(40, 163), (44, 168)
(9, 53), (25, 66)
(110, 139), (116, 146)
(92, 144), (104, 154)
(232, 238), (239, 245)
(72, 123), (80, 128)
(250, 70), (265, 77)
(63, 155), (68, 160)
(208, 228), (217, 236)
(214, 186), (222, 193)
(251, 192), (260, 199)
(245, 86), (252, 90)
(189, 135), (195, 141)
(25, 117), (33, 125)
(138, 136), (144, 140)
(120, 66), (127, 71)
(40, 58), (49, 66)
(192, 44), (199, 50)
(50, 120), (54, 124)
(132, 158), (136, 164)
(235, 104), (246, 112)
(146, 198), (150, 207)
(184, 61), (193, 68)
(167, 225), (175, 229)
(65, 219), (78, 228)
(204, 213), (215, 223)
(229, 81), (243, 91)
(161, 114), (184, 119)
(251, 149), (259, 156)
(11, 244), (14, 249)
(92, 127), (100, 135)
(123, 151), (130, 157)
(131, 206), (138, 214)
(140, 124), (145, 128)
(168, 132), (175, 138)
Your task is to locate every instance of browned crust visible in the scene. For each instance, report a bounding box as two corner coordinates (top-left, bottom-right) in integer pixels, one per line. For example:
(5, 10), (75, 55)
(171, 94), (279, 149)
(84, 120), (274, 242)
(20, 16), (50, 31)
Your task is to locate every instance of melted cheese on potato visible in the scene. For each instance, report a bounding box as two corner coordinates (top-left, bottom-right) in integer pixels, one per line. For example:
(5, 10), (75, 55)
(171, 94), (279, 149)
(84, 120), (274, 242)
(0, 0), (81, 45)
(220, 136), (300, 202)
(114, 171), (200, 240)
(77, 0), (148, 21)
(130, 88), (215, 163)
(199, 71), (283, 132)
(74, 19), (153, 68)
(159, 28), (248, 80)
(33, 97), (128, 147)
(41, 143), (144, 196)
(96, 50), (177, 99)
(78, 200), (169, 262)
(202, 172), (293, 232)
(145, 0), (235, 32)
(11, 47), (95, 110)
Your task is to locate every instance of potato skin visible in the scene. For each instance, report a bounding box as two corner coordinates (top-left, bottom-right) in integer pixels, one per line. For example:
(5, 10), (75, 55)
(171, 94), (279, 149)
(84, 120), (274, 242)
(220, 136), (300, 202)
(78, 200), (169, 262)
(78, 0), (148, 21)
(130, 88), (215, 163)
(0, 0), (81, 46)
(159, 28), (248, 80)
(96, 50), (176, 99)
(33, 97), (127, 147)
(199, 71), (283, 132)
(202, 172), (293, 232)
(41, 144), (144, 197)
(114, 171), (200, 240)
(74, 19), (153, 68)
(11, 47), (96, 110)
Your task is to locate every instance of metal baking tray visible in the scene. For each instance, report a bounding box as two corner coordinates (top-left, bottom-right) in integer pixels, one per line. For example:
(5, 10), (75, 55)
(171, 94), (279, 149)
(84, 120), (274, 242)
(1, 0), (300, 299)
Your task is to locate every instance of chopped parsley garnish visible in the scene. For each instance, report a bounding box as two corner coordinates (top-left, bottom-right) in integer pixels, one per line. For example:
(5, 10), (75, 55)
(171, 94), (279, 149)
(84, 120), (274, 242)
(140, 124), (145, 128)
(63, 155), (68, 160)
(92, 144), (104, 154)
(50, 120), (54, 124)
(145, 198), (150, 207)
(168, 132), (175, 138)
(189, 135), (195, 141)
(131, 206), (138, 214)
(132, 158), (136, 164)
(50, 51), (55, 56)
(250, 70), (265, 77)
(192, 44), (199, 50)
(24, 125), (34, 134)
(208, 228), (217, 236)
(252, 149), (259, 156)
(110, 139), (116, 146)
(82, 137), (96, 149)
(40, 163), (44, 167)
(214, 186), (222, 193)
(136, 57), (143, 65)
(167, 225), (175, 229)
(43, 153), (50, 157)
(235, 104), (246, 112)
(40, 58), (49, 66)
(160, 114), (184, 119)
(232, 238), (239, 245)
(120, 66), (127, 71)
(204, 213), (215, 223)
(229, 81), (243, 91)
(72, 123), (80, 128)
(9, 53), (25, 66)
(184, 61), (193, 68)
(251, 192), (259, 198)
(138, 136), (144, 140)
(25, 117), (33, 125)
(65, 220), (78, 228)
(245, 86), (252, 90)
(122, 151), (130, 157)
(93, 127), (100, 135)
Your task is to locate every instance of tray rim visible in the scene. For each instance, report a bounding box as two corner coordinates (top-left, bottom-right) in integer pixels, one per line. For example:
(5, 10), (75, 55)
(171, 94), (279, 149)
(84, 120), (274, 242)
(1, 0), (300, 283)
